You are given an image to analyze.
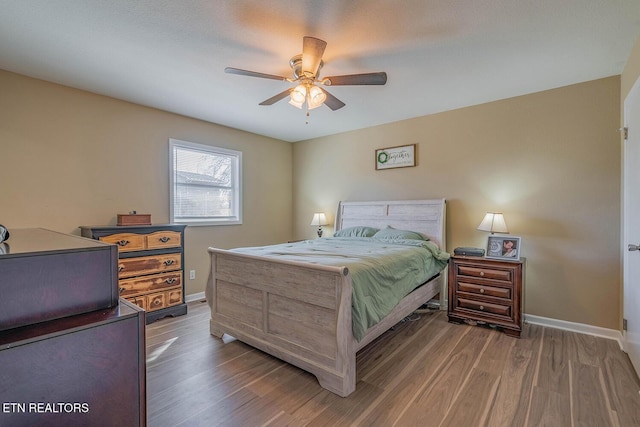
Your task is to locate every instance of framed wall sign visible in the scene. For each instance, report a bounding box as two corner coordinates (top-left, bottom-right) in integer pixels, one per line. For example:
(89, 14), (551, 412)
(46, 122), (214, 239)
(486, 235), (521, 261)
(375, 144), (416, 170)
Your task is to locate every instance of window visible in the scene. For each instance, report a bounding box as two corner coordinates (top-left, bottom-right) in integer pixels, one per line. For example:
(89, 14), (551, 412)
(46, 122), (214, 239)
(169, 139), (242, 225)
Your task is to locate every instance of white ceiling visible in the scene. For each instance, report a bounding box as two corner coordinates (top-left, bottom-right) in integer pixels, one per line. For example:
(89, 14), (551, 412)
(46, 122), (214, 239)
(1, 1), (639, 142)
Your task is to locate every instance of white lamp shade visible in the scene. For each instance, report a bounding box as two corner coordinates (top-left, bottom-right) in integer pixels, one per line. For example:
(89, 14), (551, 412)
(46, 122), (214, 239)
(288, 98), (304, 109)
(310, 212), (329, 226)
(290, 84), (307, 104)
(477, 212), (509, 233)
(307, 85), (326, 109)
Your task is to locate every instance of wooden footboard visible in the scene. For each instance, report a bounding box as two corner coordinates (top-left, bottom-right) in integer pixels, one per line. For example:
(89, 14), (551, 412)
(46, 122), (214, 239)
(206, 248), (443, 397)
(206, 248), (357, 396)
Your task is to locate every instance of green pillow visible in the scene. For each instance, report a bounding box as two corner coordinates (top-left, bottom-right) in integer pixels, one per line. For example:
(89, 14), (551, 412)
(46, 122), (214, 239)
(372, 226), (428, 241)
(333, 226), (379, 238)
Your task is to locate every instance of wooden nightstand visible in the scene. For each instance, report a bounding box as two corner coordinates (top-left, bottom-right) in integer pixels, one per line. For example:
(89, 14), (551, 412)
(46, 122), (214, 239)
(448, 255), (524, 337)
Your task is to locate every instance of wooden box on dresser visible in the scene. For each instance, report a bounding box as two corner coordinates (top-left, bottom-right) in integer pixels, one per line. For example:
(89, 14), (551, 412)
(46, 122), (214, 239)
(80, 224), (187, 323)
(448, 255), (525, 337)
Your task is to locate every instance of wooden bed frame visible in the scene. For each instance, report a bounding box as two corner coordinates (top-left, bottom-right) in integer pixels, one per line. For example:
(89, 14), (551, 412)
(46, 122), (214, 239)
(206, 199), (447, 397)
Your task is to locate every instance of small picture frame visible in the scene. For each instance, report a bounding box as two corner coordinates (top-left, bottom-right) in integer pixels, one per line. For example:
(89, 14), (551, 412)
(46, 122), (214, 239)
(485, 235), (521, 261)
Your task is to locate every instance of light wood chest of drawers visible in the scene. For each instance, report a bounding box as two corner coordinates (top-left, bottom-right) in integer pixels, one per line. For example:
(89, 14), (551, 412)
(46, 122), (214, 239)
(448, 255), (524, 337)
(81, 224), (187, 323)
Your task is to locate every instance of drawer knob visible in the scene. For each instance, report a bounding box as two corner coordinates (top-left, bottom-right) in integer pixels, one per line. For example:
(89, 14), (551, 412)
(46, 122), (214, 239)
(159, 237), (171, 243)
(153, 299), (161, 306)
(164, 259), (175, 266)
(480, 271), (485, 277)
(118, 265), (125, 272)
(116, 240), (130, 247)
(480, 288), (485, 294)
(479, 305), (485, 311)
(165, 278), (177, 284)
(119, 287), (125, 294)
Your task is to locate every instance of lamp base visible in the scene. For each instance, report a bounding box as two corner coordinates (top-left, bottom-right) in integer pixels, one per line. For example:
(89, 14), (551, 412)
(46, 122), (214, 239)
(317, 227), (323, 238)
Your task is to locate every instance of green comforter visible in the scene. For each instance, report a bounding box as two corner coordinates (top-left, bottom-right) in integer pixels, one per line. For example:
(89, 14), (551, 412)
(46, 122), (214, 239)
(231, 237), (450, 341)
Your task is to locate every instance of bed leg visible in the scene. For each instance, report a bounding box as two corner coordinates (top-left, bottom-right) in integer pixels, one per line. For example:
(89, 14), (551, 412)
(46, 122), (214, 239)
(316, 372), (356, 398)
(209, 320), (224, 338)
(313, 350), (356, 397)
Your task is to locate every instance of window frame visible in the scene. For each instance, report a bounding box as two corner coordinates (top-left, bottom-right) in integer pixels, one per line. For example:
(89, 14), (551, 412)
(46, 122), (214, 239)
(169, 138), (242, 226)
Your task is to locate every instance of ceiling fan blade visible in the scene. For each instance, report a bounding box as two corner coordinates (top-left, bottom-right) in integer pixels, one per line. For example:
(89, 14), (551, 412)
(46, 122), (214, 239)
(322, 72), (387, 86)
(302, 36), (327, 76)
(225, 67), (287, 81)
(321, 88), (346, 111)
(259, 88), (294, 106)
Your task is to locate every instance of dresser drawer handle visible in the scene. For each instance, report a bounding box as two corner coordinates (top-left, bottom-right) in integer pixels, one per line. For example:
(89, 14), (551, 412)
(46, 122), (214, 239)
(118, 265), (125, 272)
(480, 271), (485, 277)
(479, 305), (485, 311)
(479, 288), (485, 294)
(119, 287), (125, 294)
(153, 299), (162, 306)
(165, 278), (177, 285)
(159, 237), (171, 243)
(163, 259), (175, 266)
(116, 240), (130, 247)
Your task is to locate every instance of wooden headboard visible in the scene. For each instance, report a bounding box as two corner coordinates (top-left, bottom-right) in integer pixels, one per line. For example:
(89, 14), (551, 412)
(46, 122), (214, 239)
(334, 199), (446, 249)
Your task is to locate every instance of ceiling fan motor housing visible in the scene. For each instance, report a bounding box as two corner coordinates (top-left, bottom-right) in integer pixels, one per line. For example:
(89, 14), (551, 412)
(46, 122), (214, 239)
(289, 54), (323, 80)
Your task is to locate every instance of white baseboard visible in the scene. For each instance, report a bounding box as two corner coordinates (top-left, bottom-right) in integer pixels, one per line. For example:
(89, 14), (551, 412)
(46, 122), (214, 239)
(524, 314), (623, 350)
(185, 291), (206, 303)
(179, 297), (624, 349)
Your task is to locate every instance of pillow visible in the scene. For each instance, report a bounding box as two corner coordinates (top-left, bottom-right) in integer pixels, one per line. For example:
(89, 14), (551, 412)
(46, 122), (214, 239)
(372, 226), (428, 241)
(333, 226), (379, 238)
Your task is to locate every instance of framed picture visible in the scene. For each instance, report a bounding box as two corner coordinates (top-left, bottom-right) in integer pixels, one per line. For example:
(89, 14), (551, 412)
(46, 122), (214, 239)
(486, 235), (521, 261)
(375, 144), (416, 170)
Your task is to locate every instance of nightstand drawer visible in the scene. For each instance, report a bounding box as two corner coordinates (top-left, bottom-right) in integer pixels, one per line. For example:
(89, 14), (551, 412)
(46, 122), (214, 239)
(457, 281), (511, 299)
(457, 297), (511, 317)
(456, 265), (512, 282)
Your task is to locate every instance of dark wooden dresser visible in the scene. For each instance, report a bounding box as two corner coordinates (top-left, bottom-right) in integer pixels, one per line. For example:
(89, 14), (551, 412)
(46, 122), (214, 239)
(80, 224), (187, 323)
(0, 228), (119, 331)
(0, 228), (146, 426)
(448, 255), (525, 337)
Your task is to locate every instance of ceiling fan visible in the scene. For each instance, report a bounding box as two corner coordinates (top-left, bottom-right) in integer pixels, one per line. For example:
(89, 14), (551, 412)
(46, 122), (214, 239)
(225, 36), (387, 112)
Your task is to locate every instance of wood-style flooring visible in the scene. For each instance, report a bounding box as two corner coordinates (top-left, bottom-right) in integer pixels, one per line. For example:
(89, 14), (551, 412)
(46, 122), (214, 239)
(146, 301), (640, 426)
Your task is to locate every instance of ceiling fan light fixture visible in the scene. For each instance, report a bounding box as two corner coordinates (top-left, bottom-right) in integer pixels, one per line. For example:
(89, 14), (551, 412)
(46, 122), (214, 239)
(290, 84), (307, 104)
(307, 85), (326, 109)
(288, 98), (304, 109)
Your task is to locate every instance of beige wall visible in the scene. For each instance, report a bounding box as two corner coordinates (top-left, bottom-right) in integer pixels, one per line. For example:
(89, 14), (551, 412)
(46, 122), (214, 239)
(622, 35), (640, 100)
(293, 76), (621, 330)
(0, 69), (293, 296)
(0, 62), (628, 330)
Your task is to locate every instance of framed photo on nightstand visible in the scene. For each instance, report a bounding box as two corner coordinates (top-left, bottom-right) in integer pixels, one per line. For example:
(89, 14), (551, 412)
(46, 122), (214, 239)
(486, 235), (521, 261)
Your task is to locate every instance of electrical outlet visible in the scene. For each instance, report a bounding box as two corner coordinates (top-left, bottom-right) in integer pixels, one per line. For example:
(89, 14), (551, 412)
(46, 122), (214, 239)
(189, 270), (196, 280)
